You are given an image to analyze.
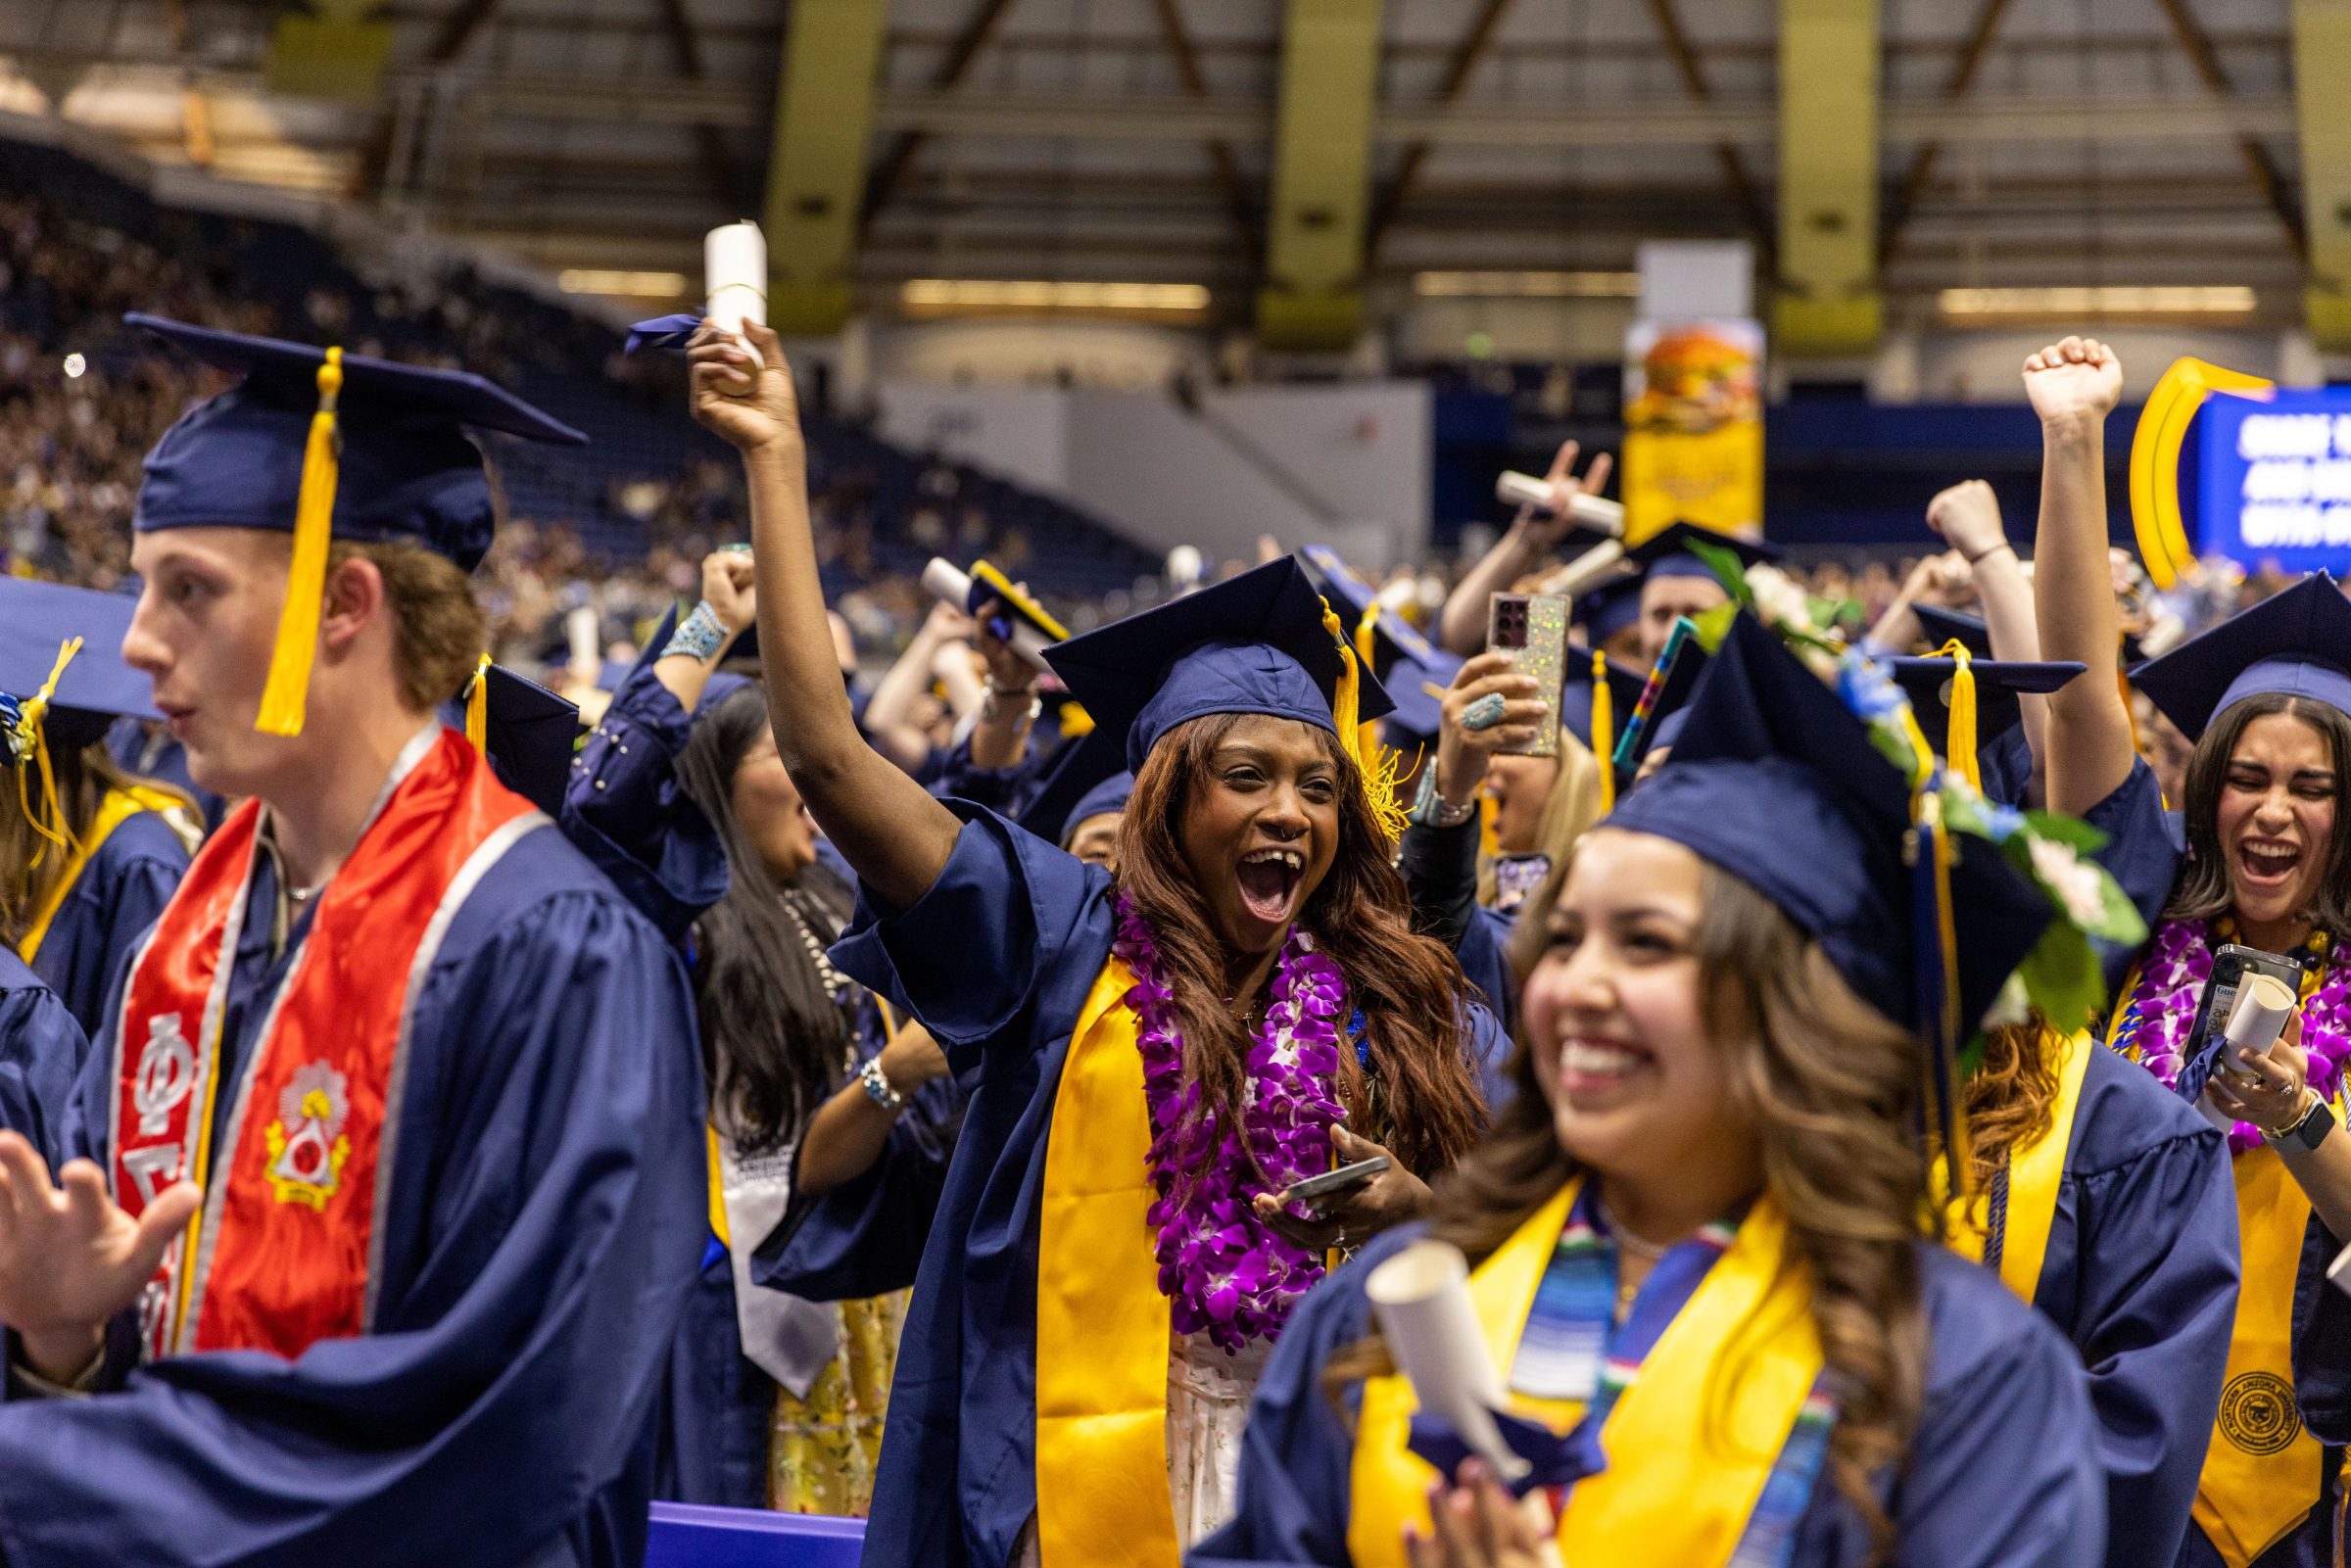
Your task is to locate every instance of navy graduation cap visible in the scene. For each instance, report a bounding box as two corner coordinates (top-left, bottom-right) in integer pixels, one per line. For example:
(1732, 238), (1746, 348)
(128, 313), (586, 737)
(2132, 572), (2351, 741)
(1045, 556), (1398, 825)
(1623, 521), (1783, 585)
(1300, 544), (1460, 748)
(1016, 729), (1134, 847)
(0, 580), (160, 753)
(454, 663), (581, 818)
(1575, 574), (1642, 648)
(1887, 655), (2081, 797)
(1607, 613), (2055, 1043)
(1911, 602), (1991, 659)
(1557, 647), (1645, 758)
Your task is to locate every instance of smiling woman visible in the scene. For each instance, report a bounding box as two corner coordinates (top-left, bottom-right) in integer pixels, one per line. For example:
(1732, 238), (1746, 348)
(691, 319), (1506, 1568)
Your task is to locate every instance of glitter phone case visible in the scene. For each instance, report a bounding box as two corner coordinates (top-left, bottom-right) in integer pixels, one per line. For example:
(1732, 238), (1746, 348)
(1486, 593), (1566, 757)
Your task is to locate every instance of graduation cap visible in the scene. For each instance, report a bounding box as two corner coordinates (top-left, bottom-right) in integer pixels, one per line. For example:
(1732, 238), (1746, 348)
(1611, 622), (1709, 784)
(1886, 656), (2081, 796)
(2131, 572), (2351, 741)
(128, 313), (585, 738)
(1574, 575), (1643, 648)
(451, 662), (581, 817)
(965, 561), (1070, 647)
(1607, 613), (2054, 1044)
(1044, 557), (1400, 829)
(0, 580), (160, 752)
(1910, 602), (1991, 659)
(1300, 544), (1461, 749)
(1623, 521), (1783, 585)
(1016, 729), (1134, 846)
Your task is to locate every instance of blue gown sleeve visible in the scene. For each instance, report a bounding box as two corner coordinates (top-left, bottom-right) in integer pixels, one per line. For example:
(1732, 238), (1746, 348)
(31, 817), (186, 1037)
(828, 801), (1109, 1068)
(2082, 759), (2182, 997)
(0, 967), (88, 1173)
(559, 662), (731, 945)
(928, 735), (1027, 812)
(0, 881), (708, 1568)
(2033, 1058), (2237, 1568)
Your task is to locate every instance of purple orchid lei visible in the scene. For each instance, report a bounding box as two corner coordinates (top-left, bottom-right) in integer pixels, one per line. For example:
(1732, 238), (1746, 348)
(2123, 918), (2350, 1155)
(1112, 891), (1349, 1354)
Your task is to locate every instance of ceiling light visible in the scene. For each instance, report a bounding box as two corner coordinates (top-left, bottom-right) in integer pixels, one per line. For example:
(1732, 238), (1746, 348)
(1412, 270), (1641, 299)
(1937, 286), (2258, 318)
(557, 269), (691, 298)
(899, 279), (1211, 315)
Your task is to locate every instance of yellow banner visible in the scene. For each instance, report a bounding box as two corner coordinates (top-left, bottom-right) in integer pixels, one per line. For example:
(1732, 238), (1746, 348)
(1621, 320), (1764, 544)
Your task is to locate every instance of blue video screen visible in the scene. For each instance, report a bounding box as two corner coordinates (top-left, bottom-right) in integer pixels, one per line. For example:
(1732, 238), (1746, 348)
(2199, 387), (2351, 575)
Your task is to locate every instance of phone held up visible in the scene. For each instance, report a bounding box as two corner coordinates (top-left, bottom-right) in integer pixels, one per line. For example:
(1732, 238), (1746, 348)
(1486, 593), (1566, 758)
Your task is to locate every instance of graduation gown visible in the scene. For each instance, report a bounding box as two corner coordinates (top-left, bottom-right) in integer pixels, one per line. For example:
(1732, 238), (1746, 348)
(780, 804), (1510, 1568)
(1395, 817), (1514, 1026)
(560, 660), (731, 946)
(2018, 1042), (2240, 1568)
(0, 948), (88, 1170)
(1188, 1227), (2106, 1568)
(0, 780), (706, 1568)
(106, 718), (225, 835)
(27, 807), (189, 1037)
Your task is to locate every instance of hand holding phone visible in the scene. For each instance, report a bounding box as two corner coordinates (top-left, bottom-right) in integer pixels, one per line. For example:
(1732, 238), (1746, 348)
(1485, 594), (1565, 758)
(1274, 1156), (1392, 1212)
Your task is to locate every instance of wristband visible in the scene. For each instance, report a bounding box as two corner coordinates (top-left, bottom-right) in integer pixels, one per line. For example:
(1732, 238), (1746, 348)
(1409, 765), (1479, 830)
(661, 600), (731, 663)
(1961, 541), (2014, 567)
(859, 1056), (904, 1113)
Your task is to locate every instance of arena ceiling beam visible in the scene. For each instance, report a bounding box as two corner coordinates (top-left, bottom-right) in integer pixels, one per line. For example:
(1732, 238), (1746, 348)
(858, 0), (1020, 234)
(1774, 0), (1882, 356)
(1361, 0), (1517, 263)
(763, 0), (889, 334)
(1257, 0), (1382, 351)
(1638, 0), (1775, 269)
(1876, 0), (2015, 269)
(1145, 0), (1262, 257)
(349, 0), (502, 199)
(652, 0), (750, 218)
(2293, 0), (2351, 350)
(2153, 0), (2307, 262)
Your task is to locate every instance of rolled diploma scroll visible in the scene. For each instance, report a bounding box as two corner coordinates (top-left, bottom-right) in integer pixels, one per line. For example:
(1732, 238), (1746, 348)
(2199, 972), (2300, 1132)
(1495, 471), (1626, 537)
(1535, 539), (1628, 601)
(705, 221), (767, 369)
(1366, 1240), (1565, 1566)
(919, 557), (1056, 675)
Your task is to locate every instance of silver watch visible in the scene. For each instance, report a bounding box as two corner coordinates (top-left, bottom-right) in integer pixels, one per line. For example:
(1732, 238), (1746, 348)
(2268, 1093), (2334, 1153)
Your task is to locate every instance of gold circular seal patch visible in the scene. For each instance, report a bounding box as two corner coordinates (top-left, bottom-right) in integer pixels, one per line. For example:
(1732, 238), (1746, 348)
(2219, 1371), (2301, 1456)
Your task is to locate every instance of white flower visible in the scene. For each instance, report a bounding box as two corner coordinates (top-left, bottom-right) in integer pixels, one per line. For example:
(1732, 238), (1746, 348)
(1982, 973), (2033, 1031)
(1747, 564), (1814, 634)
(2029, 836), (2107, 928)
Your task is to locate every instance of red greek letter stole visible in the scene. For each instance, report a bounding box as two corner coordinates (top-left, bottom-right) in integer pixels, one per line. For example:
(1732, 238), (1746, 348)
(108, 729), (544, 1360)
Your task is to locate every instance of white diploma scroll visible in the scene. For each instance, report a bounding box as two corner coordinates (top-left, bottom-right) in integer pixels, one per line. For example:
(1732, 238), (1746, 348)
(1536, 539), (1629, 601)
(920, 557), (1056, 675)
(1496, 471), (1627, 537)
(2199, 973), (2301, 1132)
(704, 221), (767, 335)
(1366, 1240), (1563, 1565)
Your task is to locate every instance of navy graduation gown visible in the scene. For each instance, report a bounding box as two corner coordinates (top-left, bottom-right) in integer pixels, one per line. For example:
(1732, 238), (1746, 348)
(0, 948), (87, 1170)
(1189, 1227), (2106, 1568)
(105, 718), (225, 835)
(28, 808), (188, 1037)
(792, 804), (1510, 1568)
(2025, 1043), (2238, 1568)
(2081, 759), (2183, 998)
(1395, 817), (1515, 1026)
(0, 811), (707, 1568)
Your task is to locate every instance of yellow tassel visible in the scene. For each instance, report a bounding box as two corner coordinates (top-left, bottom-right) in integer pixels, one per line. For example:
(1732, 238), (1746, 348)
(1352, 602), (1383, 759)
(1931, 638), (1980, 793)
(13, 637), (83, 870)
(1319, 598), (1410, 842)
(1057, 702), (1094, 740)
(255, 347), (344, 737)
(1930, 800), (1972, 1197)
(1589, 649), (1615, 815)
(464, 652), (492, 751)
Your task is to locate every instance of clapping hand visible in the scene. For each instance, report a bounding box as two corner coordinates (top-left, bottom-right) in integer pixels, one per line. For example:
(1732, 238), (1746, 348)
(0, 1132), (198, 1380)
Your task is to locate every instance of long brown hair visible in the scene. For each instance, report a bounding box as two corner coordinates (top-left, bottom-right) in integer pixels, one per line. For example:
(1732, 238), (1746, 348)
(1116, 712), (1489, 1184)
(1963, 1019), (2063, 1197)
(1409, 848), (1929, 1561)
(0, 738), (192, 947)
(2166, 691), (2351, 936)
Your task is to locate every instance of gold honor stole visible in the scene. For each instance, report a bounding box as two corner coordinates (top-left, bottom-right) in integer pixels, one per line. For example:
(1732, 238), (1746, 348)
(17, 784), (191, 963)
(108, 731), (543, 1361)
(1032, 955), (1188, 1567)
(1346, 1179), (1823, 1568)
(1943, 1028), (2094, 1301)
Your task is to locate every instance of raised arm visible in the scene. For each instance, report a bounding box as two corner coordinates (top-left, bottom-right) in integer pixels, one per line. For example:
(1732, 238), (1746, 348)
(864, 600), (972, 774)
(2022, 336), (2135, 817)
(1435, 439), (1612, 655)
(652, 547), (756, 717)
(690, 323), (961, 910)
(1926, 480), (2052, 772)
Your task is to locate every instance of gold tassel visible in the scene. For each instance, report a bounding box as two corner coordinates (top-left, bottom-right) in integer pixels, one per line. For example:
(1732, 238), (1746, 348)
(14, 638), (84, 870)
(1589, 649), (1615, 815)
(464, 653), (493, 751)
(1930, 638), (1980, 792)
(1319, 598), (1410, 842)
(255, 347), (344, 737)
(1352, 602), (1383, 759)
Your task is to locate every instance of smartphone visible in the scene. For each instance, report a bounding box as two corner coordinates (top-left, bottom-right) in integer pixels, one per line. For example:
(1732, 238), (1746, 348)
(1275, 1156), (1392, 1209)
(2178, 944), (2307, 1103)
(1485, 593), (1566, 757)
